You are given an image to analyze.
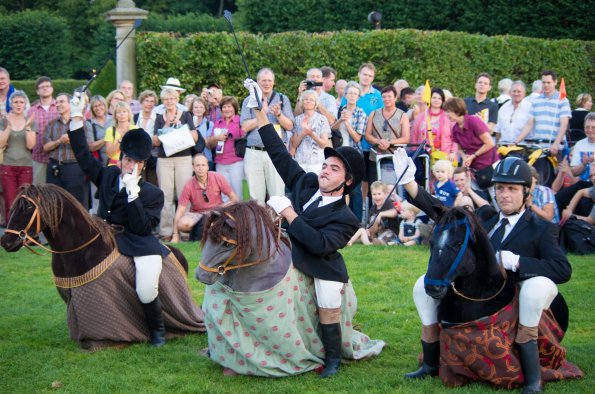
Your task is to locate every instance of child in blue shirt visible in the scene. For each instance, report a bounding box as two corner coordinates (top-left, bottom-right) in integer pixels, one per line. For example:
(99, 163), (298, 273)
(432, 159), (462, 207)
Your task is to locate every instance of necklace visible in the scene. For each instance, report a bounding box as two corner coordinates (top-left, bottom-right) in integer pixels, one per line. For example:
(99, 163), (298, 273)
(166, 109), (178, 125)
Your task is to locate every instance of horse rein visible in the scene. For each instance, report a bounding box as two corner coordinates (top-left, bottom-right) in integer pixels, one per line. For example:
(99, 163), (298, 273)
(198, 211), (284, 276)
(4, 195), (100, 256)
(424, 217), (507, 302)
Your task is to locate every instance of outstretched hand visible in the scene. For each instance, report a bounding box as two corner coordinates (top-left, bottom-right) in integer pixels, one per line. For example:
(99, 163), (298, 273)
(243, 78), (263, 110)
(392, 148), (416, 185)
(71, 91), (88, 119)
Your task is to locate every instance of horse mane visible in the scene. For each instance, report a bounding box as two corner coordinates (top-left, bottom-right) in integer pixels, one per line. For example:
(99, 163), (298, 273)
(201, 200), (286, 262)
(13, 184), (116, 249)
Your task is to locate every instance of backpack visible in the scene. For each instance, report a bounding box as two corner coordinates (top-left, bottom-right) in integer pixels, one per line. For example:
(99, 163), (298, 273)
(560, 218), (595, 255)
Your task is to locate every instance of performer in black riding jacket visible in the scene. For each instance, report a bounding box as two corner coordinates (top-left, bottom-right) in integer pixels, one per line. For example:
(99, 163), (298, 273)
(67, 93), (169, 347)
(394, 151), (570, 394)
(244, 79), (365, 378)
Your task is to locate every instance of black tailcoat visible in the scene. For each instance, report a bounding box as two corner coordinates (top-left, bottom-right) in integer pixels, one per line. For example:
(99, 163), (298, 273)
(68, 127), (169, 257)
(259, 123), (360, 283)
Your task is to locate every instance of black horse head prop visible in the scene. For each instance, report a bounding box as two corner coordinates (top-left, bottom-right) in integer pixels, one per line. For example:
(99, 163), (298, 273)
(424, 207), (513, 323)
(196, 201), (291, 292)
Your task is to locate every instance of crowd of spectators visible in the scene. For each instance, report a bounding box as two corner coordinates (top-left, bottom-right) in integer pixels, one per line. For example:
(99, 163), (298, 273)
(0, 64), (593, 246)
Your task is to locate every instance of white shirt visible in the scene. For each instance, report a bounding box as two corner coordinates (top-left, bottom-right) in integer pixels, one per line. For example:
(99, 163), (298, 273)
(302, 190), (342, 211)
(494, 99), (532, 144)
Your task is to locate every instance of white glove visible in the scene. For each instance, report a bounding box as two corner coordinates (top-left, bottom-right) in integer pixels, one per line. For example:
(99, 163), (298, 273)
(392, 148), (416, 185)
(122, 166), (141, 202)
(70, 91), (87, 119)
(243, 78), (263, 109)
(267, 196), (292, 215)
(496, 250), (520, 272)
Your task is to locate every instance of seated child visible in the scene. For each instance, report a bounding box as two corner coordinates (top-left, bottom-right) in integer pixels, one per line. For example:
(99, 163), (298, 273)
(398, 201), (422, 246)
(348, 181), (400, 245)
(432, 159), (462, 207)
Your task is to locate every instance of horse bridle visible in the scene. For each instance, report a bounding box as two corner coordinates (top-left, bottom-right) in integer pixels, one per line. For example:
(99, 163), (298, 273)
(4, 195), (100, 256)
(424, 216), (507, 302)
(198, 212), (283, 276)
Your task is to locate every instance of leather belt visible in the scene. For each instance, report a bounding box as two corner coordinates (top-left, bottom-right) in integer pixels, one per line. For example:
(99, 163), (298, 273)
(247, 146), (266, 151)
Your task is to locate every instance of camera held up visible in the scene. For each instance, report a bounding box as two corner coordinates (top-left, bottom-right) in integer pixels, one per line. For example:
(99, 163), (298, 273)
(305, 80), (323, 90)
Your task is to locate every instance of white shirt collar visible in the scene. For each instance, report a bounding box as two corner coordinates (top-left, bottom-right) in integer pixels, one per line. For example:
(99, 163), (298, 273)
(302, 190), (342, 210)
(488, 209), (526, 239)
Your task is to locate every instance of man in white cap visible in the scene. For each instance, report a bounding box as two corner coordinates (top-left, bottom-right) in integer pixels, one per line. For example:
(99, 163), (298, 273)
(153, 77), (188, 115)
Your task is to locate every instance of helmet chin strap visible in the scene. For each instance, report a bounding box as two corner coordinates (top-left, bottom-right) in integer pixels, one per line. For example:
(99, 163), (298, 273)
(326, 181), (345, 194)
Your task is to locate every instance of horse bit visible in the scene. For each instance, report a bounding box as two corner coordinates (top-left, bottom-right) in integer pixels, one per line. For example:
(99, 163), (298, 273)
(198, 211), (283, 276)
(4, 195), (100, 256)
(424, 217), (507, 302)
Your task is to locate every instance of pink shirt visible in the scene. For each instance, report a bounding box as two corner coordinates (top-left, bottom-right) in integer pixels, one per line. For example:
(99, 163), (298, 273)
(452, 115), (499, 170)
(411, 109), (457, 154)
(212, 115), (244, 165)
(179, 172), (233, 213)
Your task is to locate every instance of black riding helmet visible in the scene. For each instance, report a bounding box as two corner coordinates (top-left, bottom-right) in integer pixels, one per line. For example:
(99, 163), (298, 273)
(120, 128), (152, 162)
(323, 146), (365, 194)
(491, 157), (532, 188)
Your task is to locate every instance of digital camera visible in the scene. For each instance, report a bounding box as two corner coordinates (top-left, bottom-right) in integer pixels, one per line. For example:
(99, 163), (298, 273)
(305, 80), (323, 90)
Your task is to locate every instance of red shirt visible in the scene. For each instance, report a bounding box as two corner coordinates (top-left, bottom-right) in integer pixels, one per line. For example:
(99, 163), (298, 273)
(452, 115), (499, 170)
(178, 172), (233, 213)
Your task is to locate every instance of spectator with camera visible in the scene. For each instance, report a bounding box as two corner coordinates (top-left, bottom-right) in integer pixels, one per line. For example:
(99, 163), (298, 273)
(240, 68), (294, 203)
(43, 93), (90, 208)
(203, 83), (223, 123)
(206, 96), (245, 200)
(294, 67), (337, 125)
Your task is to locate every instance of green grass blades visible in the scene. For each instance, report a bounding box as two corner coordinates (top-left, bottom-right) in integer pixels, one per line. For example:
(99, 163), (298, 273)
(0, 244), (592, 393)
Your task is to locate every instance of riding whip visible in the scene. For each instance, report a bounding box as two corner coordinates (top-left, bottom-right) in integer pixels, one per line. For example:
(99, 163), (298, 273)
(223, 9), (262, 110)
(367, 140), (427, 229)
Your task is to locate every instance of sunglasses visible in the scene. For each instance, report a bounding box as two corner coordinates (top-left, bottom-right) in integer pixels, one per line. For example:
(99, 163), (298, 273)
(202, 189), (209, 203)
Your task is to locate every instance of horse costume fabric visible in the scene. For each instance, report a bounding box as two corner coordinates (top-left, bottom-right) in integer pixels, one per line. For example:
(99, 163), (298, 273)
(55, 249), (205, 350)
(203, 265), (385, 377)
(439, 291), (583, 388)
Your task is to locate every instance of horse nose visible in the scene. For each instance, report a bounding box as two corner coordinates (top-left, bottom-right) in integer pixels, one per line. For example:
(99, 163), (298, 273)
(1, 234), (20, 252)
(425, 284), (448, 299)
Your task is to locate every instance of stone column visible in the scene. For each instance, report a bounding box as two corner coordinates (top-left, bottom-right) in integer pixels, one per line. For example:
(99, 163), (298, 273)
(105, 0), (148, 91)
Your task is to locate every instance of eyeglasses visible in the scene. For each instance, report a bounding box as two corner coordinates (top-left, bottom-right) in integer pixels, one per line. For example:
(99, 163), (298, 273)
(202, 189), (209, 203)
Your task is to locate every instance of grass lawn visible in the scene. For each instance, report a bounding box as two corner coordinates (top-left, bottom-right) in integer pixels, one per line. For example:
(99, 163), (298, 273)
(0, 243), (592, 393)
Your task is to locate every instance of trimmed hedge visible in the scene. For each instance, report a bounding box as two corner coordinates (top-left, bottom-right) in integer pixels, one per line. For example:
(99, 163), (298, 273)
(136, 29), (594, 104)
(140, 12), (230, 34)
(236, 0), (594, 41)
(12, 80), (86, 102)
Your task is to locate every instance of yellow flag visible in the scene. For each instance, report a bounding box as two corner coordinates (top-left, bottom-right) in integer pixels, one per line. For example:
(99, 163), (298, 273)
(422, 80), (431, 106)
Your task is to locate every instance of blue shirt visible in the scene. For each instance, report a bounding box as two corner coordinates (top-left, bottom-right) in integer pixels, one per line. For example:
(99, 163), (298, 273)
(529, 91), (571, 143)
(433, 179), (460, 207)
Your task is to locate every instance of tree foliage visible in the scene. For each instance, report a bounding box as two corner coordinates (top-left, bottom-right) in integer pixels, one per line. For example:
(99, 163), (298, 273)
(236, 0), (594, 41)
(0, 10), (73, 80)
(136, 30), (594, 104)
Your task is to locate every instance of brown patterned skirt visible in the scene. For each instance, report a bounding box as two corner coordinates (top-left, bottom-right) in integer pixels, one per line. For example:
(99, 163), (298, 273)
(55, 250), (205, 350)
(439, 292), (583, 388)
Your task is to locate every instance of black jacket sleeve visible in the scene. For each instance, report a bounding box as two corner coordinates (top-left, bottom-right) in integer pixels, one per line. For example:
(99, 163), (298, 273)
(68, 126), (104, 187)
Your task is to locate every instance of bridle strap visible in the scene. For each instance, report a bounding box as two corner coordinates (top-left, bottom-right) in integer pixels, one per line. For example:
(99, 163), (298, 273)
(424, 218), (472, 287)
(4, 195), (100, 255)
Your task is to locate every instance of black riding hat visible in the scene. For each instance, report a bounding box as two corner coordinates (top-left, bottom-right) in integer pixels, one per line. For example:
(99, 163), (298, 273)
(120, 129), (152, 162)
(491, 157), (532, 188)
(324, 146), (365, 194)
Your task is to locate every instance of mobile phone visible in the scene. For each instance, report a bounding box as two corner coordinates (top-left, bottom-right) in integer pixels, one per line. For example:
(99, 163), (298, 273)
(216, 141), (225, 154)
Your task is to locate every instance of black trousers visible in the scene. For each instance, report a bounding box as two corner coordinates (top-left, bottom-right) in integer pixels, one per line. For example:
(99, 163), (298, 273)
(46, 160), (89, 209)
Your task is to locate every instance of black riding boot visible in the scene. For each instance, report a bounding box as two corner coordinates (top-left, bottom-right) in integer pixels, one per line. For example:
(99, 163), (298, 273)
(517, 340), (542, 394)
(404, 341), (440, 379)
(141, 297), (166, 347)
(319, 323), (342, 378)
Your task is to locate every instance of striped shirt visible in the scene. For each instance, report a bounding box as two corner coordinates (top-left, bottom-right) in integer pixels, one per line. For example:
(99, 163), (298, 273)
(529, 91), (571, 143)
(44, 117), (78, 162)
(28, 99), (59, 163)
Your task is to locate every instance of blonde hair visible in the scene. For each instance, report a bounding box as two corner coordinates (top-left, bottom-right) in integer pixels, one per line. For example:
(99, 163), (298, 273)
(432, 159), (454, 177)
(300, 90), (320, 109)
(112, 101), (133, 127)
(401, 201), (420, 215)
(575, 93), (592, 108)
(370, 181), (388, 193)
